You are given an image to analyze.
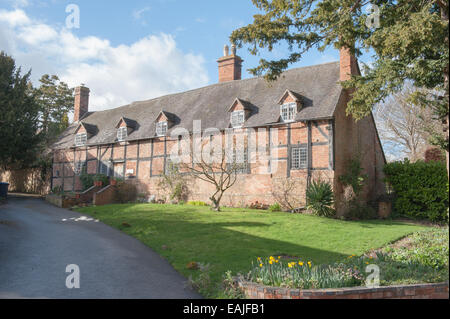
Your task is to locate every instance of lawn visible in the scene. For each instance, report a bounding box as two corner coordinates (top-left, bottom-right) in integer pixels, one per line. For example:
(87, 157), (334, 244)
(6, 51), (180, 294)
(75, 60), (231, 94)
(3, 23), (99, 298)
(75, 203), (429, 298)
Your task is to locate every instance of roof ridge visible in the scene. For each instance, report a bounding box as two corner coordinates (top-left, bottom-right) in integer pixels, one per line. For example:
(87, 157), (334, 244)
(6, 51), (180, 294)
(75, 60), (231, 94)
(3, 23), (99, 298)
(88, 61), (339, 114)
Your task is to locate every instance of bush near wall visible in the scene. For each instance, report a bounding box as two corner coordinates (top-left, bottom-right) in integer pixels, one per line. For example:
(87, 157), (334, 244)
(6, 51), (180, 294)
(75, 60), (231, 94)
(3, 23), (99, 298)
(384, 160), (448, 223)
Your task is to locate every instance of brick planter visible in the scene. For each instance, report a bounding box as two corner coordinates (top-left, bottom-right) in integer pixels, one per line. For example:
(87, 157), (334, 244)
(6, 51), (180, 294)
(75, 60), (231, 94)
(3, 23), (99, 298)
(234, 278), (449, 299)
(94, 181), (103, 187)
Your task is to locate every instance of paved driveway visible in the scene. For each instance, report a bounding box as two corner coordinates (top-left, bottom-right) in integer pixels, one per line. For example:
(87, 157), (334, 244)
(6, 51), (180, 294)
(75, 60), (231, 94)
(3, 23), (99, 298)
(0, 196), (201, 299)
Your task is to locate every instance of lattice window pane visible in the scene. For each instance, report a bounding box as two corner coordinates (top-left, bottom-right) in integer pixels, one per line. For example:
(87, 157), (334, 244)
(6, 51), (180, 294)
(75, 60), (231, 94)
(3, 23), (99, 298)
(281, 103), (297, 122)
(299, 147), (308, 168)
(231, 111), (245, 127)
(291, 146), (307, 170)
(75, 133), (87, 146)
(156, 122), (168, 136)
(117, 127), (127, 141)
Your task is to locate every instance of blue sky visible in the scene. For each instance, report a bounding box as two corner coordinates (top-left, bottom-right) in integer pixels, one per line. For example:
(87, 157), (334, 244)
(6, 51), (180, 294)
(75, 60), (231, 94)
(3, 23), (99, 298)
(0, 0), (374, 110)
(13, 0), (343, 77)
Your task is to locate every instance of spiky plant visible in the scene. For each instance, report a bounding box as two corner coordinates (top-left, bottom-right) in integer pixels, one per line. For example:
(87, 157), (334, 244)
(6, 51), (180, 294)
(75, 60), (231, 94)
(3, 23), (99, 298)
(306, 180), (335, 217)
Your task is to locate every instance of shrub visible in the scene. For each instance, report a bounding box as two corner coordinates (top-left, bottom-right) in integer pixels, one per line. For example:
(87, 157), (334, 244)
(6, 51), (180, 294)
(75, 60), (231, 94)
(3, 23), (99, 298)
(249, 201), (269, 210)
(306, 180), (335, 217)
(79, 168), (94, 190)
(268, 203), (282, 212)
(187, 200), (208, 206)
(338, 157), (367, 197)
(51, 185), (63, 194)
(384, 160), (448, 222)
(79, 169), (109, 191)
(114, 181), (137, 203)
(343, 201), (377, 220)
(94, 173), (109, 185)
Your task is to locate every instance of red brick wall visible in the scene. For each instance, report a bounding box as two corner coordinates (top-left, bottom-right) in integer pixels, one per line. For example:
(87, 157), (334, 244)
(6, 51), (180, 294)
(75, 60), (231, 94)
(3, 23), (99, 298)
(235, 279), (449, 299)
(51, 114), (383, 209)
(93, 185), (117, 206)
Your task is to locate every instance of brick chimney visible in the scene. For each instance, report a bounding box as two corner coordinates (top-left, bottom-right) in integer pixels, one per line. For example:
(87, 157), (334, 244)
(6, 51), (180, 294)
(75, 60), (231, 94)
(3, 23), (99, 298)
(74, 84), (90, 122)
(339, 46), (359, 81)
(217, 44), (243, 83)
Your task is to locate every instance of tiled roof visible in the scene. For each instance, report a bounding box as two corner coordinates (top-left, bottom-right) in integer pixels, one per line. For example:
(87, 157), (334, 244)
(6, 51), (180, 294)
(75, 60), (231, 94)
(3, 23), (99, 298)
(52, 61), (342, 149)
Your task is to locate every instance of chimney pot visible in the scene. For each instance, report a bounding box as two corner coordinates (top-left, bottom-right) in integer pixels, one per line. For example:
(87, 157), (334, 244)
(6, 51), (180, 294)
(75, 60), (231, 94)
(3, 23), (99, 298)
(231, 44), (236, 55)
(217, 44), (243, 83)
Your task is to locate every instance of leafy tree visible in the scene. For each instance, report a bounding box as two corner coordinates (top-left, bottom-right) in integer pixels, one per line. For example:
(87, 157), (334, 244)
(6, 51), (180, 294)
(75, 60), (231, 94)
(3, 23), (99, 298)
(231, 0), (449, 171)
(35, 74), (74, 148)
(0, 51), (41, 170)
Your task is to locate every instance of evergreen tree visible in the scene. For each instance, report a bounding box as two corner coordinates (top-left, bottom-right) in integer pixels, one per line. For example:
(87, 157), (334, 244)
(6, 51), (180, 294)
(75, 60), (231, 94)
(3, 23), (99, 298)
(231, 0), (449, 171)
(35, 74), (74, 148)
(0, 51), (41, 170)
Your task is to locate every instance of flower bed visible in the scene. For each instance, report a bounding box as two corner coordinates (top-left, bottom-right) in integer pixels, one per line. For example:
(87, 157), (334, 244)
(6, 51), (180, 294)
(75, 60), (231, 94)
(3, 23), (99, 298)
(236, 228), (449, 298)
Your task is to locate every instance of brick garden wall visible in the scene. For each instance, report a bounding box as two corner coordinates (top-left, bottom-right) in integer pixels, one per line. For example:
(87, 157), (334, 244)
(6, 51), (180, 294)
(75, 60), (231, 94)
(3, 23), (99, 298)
(235, 279), (449, 299)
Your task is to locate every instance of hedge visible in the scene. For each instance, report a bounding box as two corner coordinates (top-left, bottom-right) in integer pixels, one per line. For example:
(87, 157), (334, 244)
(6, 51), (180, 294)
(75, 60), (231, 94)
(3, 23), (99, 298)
(384, 160), (448, 223)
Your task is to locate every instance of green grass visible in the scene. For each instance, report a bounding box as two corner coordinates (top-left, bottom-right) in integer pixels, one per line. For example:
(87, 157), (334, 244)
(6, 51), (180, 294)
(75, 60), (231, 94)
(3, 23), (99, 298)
(75, 203), (429, 298)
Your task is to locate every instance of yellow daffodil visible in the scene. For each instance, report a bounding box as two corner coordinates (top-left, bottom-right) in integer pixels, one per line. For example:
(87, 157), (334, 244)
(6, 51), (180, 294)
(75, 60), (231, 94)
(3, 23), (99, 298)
(269, 260), (273, 265)
(259, 263), (263, 267)
(275, 260), (279, 263)
(299, 262), (304, 266)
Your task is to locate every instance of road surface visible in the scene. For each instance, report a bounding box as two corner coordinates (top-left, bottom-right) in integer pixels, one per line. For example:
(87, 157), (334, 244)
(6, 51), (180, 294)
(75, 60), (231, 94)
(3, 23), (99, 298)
(0, 195), (201, 299)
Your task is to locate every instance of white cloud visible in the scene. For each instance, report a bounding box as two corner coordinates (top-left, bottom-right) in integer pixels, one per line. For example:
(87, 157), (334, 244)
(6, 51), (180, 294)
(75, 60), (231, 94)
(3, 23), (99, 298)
(0, 8), (209, 113)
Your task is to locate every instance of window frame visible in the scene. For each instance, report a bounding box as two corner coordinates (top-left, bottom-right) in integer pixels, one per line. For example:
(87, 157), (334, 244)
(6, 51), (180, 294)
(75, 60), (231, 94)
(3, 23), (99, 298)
(227, 147), (249, 174)
(156, 121), (168, 136)
(291, 146), (308, 170)
(230, 110), (245, 128)
(280, 102), (297, 122)
(117, 126), (128, 141)
(75, 133), (87, 146)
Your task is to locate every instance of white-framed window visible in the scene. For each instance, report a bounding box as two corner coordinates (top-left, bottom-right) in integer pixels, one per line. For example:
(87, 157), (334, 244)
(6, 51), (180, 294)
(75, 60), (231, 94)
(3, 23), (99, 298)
(117, 127), (127, 141)
(291, 146), (307, 169)
(231, 110), (245, 128)
(156, 121), (168, 136)
(280, 102), (297, 122)
(75, 133), (87, 146)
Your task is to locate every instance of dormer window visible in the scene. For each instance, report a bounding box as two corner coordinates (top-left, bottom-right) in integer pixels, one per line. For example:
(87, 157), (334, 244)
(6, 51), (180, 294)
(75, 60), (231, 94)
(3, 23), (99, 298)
(277, 90), (302, 123)
(117, 127), (127, 141)
(281, 102), (297, 122)
(231, 110), (245, 128)
(156, 121), (168, 136)
(115, 117), (137, 142)
(228, 98), (252, 128)
(75, 133), (87, 146)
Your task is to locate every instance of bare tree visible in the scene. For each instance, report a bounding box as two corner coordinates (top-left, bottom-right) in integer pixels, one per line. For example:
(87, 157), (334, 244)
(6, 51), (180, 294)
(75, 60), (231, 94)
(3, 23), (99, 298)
(374, 84), (440, 162)
(178, 136), (247, 211)
(270, 177), (305, 211)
